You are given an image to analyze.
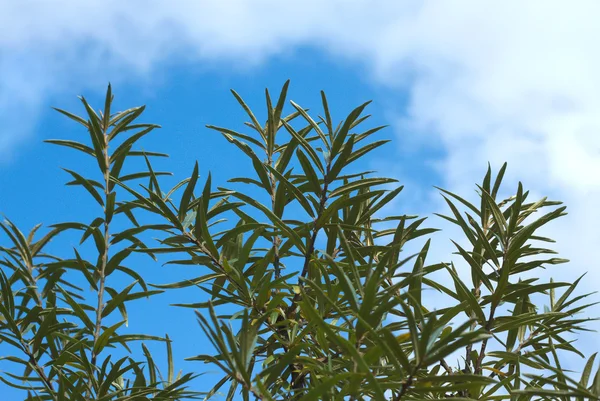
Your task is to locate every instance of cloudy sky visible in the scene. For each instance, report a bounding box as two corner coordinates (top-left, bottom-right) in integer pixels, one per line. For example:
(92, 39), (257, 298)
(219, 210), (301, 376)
(1, 0), (599, 397)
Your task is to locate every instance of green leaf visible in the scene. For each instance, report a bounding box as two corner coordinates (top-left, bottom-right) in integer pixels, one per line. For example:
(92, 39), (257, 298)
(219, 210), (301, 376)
(52, 107), (89, 127)
(331, 101), (371, 157)
(118, 171), (172, 182)
(93, 320), (126, 355)
(273, 80), (290, 127)
(194, 197), (219, 258)
(592, 361), (600, 396)
(110, 125), (158, 164)
(281, 119), (324, 173)
(452, 240), (494, 293)
(179, 161), (199, 221)
(409, 239), (429, 308)
(59, 287), (94, 332)
(44, 139), (95, 156)
(290, 100), (329, 150)
(346, 139), (390, 165)
(323, 255), (359, 311)
(580, 352), (597, 388)
(327, 135), (355, 182)
(207, 125), (266, 149)
(101, 281), (137, 319)
(226, 190), (306, 253)
(79, 96), (108, 169)
(264, 164), (315, 217)
(62, 169), (104, 206)
(166, 333), (174, 383)
(109, 108), (153, 142)
(329, 177), (396, 198)
(319, 189), (383, 227)
(434, 186), (480, 216)
(445, 263), (486, 324)
(230, 89), (265, 142)
(103, 83), (112, 130)
(298, 373), (355, 400)
(296, 149), (322, 196)
(436, 194), (477, 246)
(491, 162), (507, 199)
(506, 206), (567, 264)
(222, 133), (272, 192)
(0, 269), (16, 324)
(320, 90), (333, 136)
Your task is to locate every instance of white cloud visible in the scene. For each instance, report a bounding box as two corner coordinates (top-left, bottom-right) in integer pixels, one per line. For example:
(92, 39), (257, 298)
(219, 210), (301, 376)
(2, 0), (599, 360)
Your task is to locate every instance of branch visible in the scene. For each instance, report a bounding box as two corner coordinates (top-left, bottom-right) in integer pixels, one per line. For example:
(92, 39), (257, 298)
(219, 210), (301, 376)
(393, 362), (422, 401)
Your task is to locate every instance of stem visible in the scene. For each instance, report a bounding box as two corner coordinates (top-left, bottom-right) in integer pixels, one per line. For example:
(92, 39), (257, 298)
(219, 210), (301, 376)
(471, 215), (494, 376)
(91, 127), (111, 368)
(24, 259), (44, 309)
(267, 153), (282, 280)
(286, 162), (331, 391)
(286, 161), (331, 315)
(300, 164), (331, 281)
(386, 276), (453, 376)
(474, 308), (495, 375)
(464, 284), (481, 375)
(26, 262), (62, 389)
(20, 340), (55, 396)
(488, 327), (539, 379)
(393, 361), (422, 401)
(475, 225), (509, 375)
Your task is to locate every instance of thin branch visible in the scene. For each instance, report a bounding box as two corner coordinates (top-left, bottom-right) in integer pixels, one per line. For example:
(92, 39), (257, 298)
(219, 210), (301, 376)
(19, 339), (56, 396)
(267, 151), (282, 280)
(91, 124), (111, 370)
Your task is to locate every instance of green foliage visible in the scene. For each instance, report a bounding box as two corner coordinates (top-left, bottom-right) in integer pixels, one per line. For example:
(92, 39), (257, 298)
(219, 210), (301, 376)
(1, 82), (598, 400)
(0, 87), (196, 400)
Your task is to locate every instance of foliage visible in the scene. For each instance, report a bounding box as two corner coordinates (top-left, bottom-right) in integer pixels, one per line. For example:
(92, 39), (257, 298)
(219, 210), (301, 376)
(0, 82), (599, 400)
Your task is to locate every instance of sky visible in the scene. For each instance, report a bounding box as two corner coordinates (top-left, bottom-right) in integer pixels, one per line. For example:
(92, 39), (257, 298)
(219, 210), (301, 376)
(1, 0), (599, 397)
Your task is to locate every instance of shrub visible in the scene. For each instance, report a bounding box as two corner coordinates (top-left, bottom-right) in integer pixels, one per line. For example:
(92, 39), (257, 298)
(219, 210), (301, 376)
(1, 82), (598, 400)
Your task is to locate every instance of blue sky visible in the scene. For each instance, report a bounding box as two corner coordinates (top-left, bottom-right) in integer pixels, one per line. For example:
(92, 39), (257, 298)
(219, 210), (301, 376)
(1, 1), (600, 398)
